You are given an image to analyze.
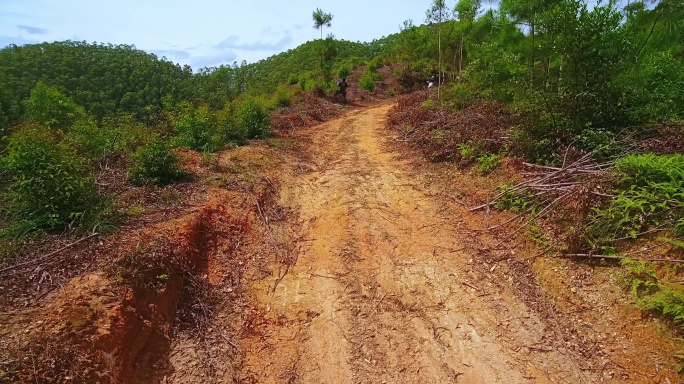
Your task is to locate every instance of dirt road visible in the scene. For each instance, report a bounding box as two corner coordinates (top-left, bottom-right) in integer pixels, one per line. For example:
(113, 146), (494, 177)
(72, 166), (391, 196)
(236, 103), (596, 383)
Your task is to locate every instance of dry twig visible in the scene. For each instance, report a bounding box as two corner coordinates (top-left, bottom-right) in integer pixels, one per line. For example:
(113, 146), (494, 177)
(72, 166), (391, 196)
(0, 232), (99, 276)
(559, 254), (684, 264)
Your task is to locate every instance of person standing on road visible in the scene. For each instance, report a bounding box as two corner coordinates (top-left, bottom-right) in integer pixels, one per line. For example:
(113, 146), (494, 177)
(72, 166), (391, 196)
(335, 77), (349, 104)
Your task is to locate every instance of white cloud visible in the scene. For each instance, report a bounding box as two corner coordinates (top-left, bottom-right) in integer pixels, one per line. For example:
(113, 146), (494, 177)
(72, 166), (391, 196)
(191, 52), (239, 69)
(150, 49), (191, 60)
(217, 35), (293, 52)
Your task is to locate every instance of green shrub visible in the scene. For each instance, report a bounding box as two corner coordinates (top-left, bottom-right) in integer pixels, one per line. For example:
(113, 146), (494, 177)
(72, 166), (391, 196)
(360, 68), (379, 91)
(421, 99), (439, 109)
(173, 106), (221, 152)
(367, 56), (384, 72)
(1, 128), (100, 231)
(337, 67), (350, 78)
(458, 142), (478, 162)
(217, 103), (247, 146)
(299, 77), (312, 91)
(509, 121), (561, 165)
(445, 83), (476, 109)
(238, 100), (270, 139)
(287, 74), (299, 85)
(476, 154), (500, 174)
(111, 118), (159, 157)
(65, 119), (117, 161)
(574, 129), (620, 157)
(271, 85), (298, 108)
(335, 57), (363, 75)
(614, 52), (684, 123)
(26, 82), (85, 130)
(127, 138), (185, 186)
(0, 80), (15, 131)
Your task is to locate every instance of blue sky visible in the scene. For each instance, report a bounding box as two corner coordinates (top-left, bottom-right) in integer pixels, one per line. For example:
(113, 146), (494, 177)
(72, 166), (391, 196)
(0, 0), (440, 70)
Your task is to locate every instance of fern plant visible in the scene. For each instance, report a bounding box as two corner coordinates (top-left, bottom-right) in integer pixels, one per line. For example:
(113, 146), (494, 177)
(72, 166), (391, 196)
(621, 258), (659, 296)
(622, 258), (684, 335)
(645, 288), (684, 327)
(586, 154), (684, 246)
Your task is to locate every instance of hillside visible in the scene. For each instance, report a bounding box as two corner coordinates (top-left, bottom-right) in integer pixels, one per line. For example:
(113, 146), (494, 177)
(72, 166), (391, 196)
(0, 37), (391, 125)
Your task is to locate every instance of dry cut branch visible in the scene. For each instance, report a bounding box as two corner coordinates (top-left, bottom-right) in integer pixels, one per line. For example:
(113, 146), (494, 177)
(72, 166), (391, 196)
(0, 233), (100, 277)
(471, 153), (615, 214)
(560, 254), (684, 264)
(471, 154), (616, 253)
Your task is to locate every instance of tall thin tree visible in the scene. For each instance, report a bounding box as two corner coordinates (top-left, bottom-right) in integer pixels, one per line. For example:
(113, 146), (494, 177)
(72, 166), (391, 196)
(312, 8), (333, 40)
(312, 8), (335, 83)
(454, 0), (481, 78)
(426, 0), (450, 100)
(500, 0), (561, 88)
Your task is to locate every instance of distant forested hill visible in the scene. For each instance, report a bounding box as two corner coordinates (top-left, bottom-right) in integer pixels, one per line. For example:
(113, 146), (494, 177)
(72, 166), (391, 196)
(236, 38), (385, 93)
(0, 41), (194, 122)
(0, 36), (398, 125)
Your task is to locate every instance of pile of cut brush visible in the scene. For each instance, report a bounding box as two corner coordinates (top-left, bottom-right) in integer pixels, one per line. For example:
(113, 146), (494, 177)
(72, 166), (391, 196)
(386, 93), (515, 163)
(271, 91), (345, 132)
(471, 152), (616, 254)
(637, 122), (684, 154)
(473, 147), (684, 263)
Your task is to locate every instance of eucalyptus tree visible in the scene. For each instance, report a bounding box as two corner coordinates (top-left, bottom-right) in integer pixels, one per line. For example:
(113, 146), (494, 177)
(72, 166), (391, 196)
(0, 41), (192, 121)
